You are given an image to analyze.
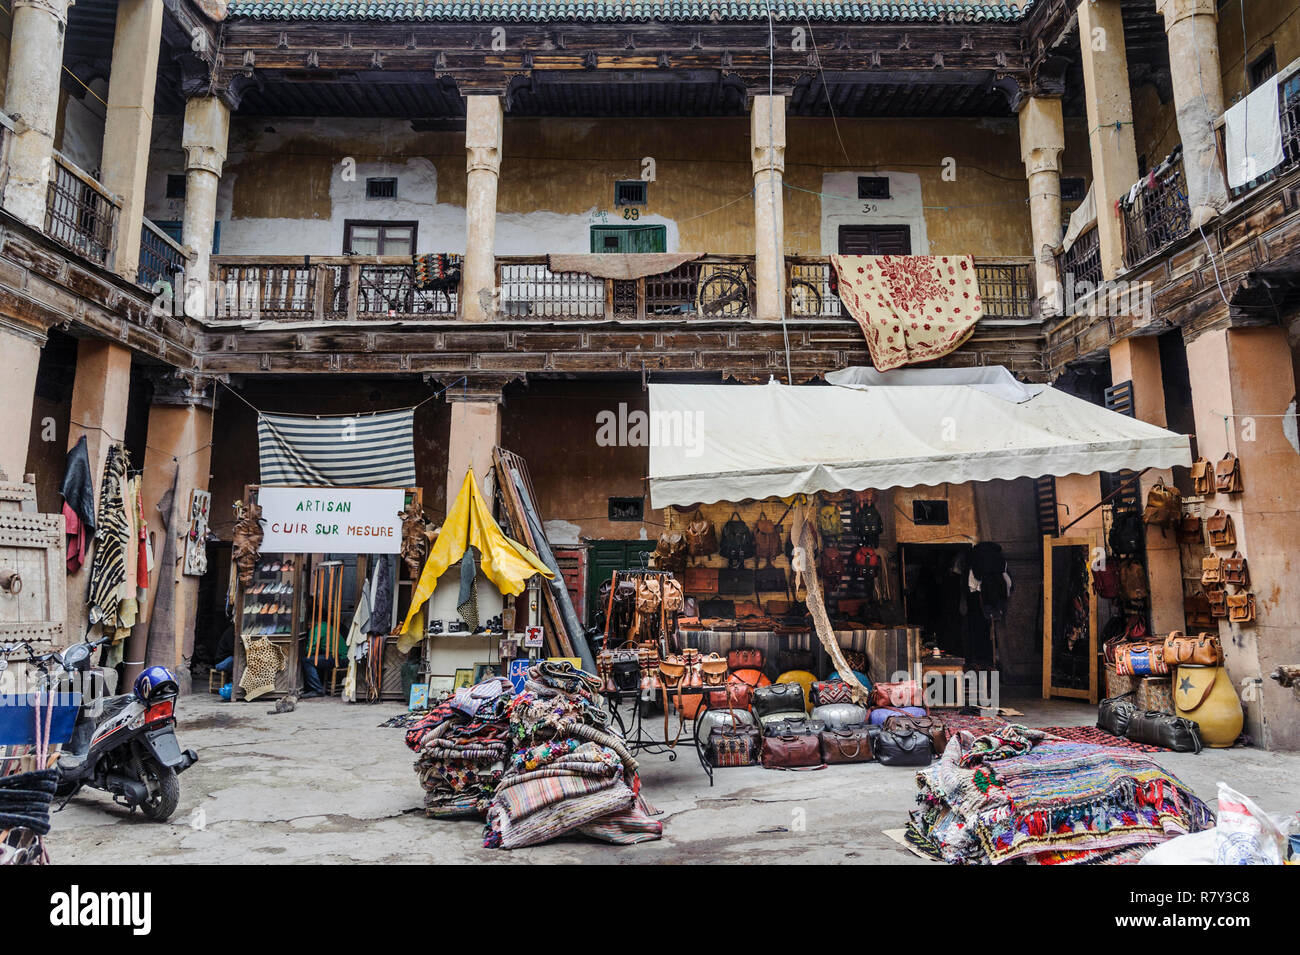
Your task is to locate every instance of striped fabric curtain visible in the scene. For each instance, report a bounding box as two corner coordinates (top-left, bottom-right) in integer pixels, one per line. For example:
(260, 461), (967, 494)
(257, 409), (417, 487)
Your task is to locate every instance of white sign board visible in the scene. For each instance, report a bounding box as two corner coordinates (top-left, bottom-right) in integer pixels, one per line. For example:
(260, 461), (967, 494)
(258, 487), (404, 554)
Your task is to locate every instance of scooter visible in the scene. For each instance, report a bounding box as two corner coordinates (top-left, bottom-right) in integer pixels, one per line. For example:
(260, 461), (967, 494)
(8, 634), (199, 822)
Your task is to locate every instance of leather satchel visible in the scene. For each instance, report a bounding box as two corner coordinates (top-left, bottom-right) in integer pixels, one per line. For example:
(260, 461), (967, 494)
(752, 682), (807, 719)
(870, 680), (923, 708)
(761, 733), (824, 769)
(1215, 453), (1242, 494)
(1177, 513), (1203, 544)
(1184, 594), (1215, 631)
(820, 726), (874, 764)
(762, 715), (825, 737)
(1162, 630), (1224, 667)
(754, 565), (788, 592)
(753, 513), (783, 562)
(1222, 552), (1249, 588)
(1118, 559), (1149, 601)
(708, 724), (761, 768)
(718, 567), (755, 595)
(1096, 694), (1139, 737)
(1207, 510), (1235, 548)
(685, 511), (718, 557)
(698, 597), (734, 618)
(1142, 478), (1182, 528)
(1207, 588), (1228, 618)
(654, 532), (688, 575)
(871, 725), (932, 767)
(810, 680), (855, 707)
(1226, 592), (1256, 624)
(683, 566), (720, 595)
(1115, 641), (1169, 677)
(700, 652), (728, 686)
(810, 703), (868, 730)
(1190, 457), (1214, 496)
(1201, 554), (1223, 587)
(1124, 709), (1203, 753)
(882, 714), (948, 755)
(727, 646), (764, 670)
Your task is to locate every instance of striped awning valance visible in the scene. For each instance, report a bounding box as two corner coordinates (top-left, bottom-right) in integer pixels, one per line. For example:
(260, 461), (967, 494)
(257, 408), (417, 487)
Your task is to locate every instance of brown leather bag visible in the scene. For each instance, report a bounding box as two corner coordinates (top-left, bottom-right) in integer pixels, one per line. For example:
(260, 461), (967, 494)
(820, 726), (875, 764)
(1142, 478), (1182, 528)
(1207, 510), (1236, 548)
(654, 532), (688, 575)
(635, 576), (662, 615)
(1221, 552), (1249, 588)
(1118, 559), (1149, 601)
(1184, 594), (1215, 631)
(660, 576), (684, 613)
(1190, 457), (1214, 496)
(753, 512), (782, 563)
(727, 646), (764, 670)
(1162, 630), (1224, 667)
(685, 511), (718, 557)
(1226, 593), (1256, 624)
(1215, 453), (1242, 494)
(700, 652), (728, 686)
(1201, 554), (1223, 587)
(682, 566), (719, 595)
(761, 733), (824, 769)
(1207, 589), (1228, 618)
(1177, 513), (1203, 544)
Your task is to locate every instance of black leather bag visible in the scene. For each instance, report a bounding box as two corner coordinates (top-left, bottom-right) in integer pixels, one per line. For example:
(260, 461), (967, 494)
(1124, 709), (1203, 753)
(777, 648), (816, 674)
(1097, 694), (1139, 738)
(697, 598), (734, 618)
(754, 565), (788, 592)
(718, 567), (755, 595)
(871, 726), (932, 766)
(762, 716), (825, 737)
(752, 682), (807, 719)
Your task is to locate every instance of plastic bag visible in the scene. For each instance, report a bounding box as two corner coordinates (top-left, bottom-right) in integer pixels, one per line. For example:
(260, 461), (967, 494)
(1214, 781), (1288, 865)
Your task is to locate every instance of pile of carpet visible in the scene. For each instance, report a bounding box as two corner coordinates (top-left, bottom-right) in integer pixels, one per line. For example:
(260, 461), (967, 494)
(908, 724), (1214, 865)
(404, 663), (663, 850)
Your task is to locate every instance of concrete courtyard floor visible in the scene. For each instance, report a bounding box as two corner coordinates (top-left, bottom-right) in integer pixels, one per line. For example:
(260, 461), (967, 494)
(47, 691), (1300, 865)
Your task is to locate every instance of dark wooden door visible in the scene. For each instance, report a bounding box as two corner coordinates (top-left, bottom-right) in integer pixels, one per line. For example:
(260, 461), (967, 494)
(837, 225), (912, 255)
(584, 539), (655, 626)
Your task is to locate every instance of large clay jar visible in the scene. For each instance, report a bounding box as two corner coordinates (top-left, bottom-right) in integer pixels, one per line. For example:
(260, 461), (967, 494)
(1175, 665), (1243, 748)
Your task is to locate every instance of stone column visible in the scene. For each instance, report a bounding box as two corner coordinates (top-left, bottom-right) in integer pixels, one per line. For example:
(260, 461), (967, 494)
(126, 377), (214, 691)
(1, 0), (71, 227)
(463, 94), (504, 322)
(99, 0), (165, 281)
(1156, 0), (1229, 227)
(1186, 326), (1300, 751)
(1108, 337), (1183, 637)
(445, 389), (502, 505)
(1018, 96), (1066, 314)
(750, 94), (787, 322)
(0, 320), (44, 480)
(181, 96), (230, 319)
(1077, 0), (1142, 280)
(65, 340), (134, 633)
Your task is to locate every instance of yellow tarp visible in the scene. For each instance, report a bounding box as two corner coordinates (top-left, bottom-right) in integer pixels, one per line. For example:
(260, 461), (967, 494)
(398, 469), (553, 651)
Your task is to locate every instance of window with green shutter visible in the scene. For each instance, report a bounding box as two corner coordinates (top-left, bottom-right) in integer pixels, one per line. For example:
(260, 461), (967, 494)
(589, 225), (667, 253)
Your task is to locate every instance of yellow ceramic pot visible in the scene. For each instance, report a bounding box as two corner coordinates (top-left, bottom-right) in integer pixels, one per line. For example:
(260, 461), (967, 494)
(1175, 665), (1243, 748)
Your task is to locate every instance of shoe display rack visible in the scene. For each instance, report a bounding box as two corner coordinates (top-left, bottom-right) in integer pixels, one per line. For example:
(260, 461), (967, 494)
(233, 554), (305, 699)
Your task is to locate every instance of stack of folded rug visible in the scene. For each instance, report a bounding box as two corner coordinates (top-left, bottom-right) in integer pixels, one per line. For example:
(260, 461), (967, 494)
(908, 724), (1214, 865)
(484, 660), (662, 849)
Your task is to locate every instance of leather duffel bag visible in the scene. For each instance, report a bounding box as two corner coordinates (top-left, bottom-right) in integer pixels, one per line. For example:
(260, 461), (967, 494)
(871, 725), (932, 766)
(752, 682), (807, 719)
(697, 706), (756, 741)
(1097, 694), (1140, 738)
(1124, 709), (1203, 753)
(762, 715), (825, 737)
(820, 726), (874, 764)
(810, 680), (855, 707)
(708, 724), (761, 768)
(810, 703), (868, 730)
(1162, 630), (1223, 668)
(882, 714), (948, 755)
(761, 733), (823, 769)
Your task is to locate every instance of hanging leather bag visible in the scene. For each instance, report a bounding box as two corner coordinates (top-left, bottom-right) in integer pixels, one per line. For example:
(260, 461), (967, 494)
(609, 641), (642, 693)
(1201, 554), (1223, 587)
(653, 532), (688, 575)
(635, 576), (662, 615)
(683, 566), (719, 595)
(718, 512), (755, 564)
(1215, 453), (1242, 494)
(819, 546), (844, 581)
(718, 567), (755, 595)
(1221, 552), (1249, 588)
(685, 511), (718, 557)
(1207, 588), (1228, 618)
(1142, 478), (1182, 529)
(754, 565), (788, 592)
(820, 726), (875, 764)
(1162, 630), (1224, 667)
(1190, 457), (1214, 496)
(1109, 509), (1145, 555)
(1207, 510), (1236, 548)
(1092, 563), (1119, 599)
(817, 503), (842, 540)
(1184, 594), (1215, 631)
(1118, 559), (1149, 601)
(1226, 593), (1256, 624)
(1124, 710), (1203, 753)
(753, 512), (782, 563)
(1177, 513), (1203, 544)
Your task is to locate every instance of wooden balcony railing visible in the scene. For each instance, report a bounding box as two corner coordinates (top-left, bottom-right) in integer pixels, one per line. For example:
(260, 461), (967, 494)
(1121, 154), (1191, 268)
(138, 219), (189, 290)
(44, 152), (119, 269)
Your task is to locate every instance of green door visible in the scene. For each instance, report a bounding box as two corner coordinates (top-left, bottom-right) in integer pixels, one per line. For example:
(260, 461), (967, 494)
(590, 225), (667, 253)
(585, 539), (655, 626)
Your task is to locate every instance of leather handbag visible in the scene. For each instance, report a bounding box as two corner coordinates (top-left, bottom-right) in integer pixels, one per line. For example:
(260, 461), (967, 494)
(1214, 453), (1242, 494)
(727, 646), (764, 670)
(685, 511), (718, 557)
(708, 724), (761, 768)
(1162, 630), (1224, 667)
(761, 733), (824, 769)
(734, 600), (764, 619)
(753, 512), (783, 562)
(1177, 513), (1203, 544)
(819, 547), (845, 580)
(810, 703), (868, 730)
(1118, 559), (1149, 601)
(698, 597), (734, 618)
(1115, 641), (1169, 677)
(817, 503), (842, 540)
(754, 565), (788, 592)
(709, 667), (769, 710)
(654, 532), (688, 575)
(1201, 554), (1223, 587)
(870, 680), (923, 708)
(1226, 592), (1256, 624)
(752, 682), (807, 719)
(1124, 709), (1203, 753)
(1184, 594), (1215, 631)
(1142, 478), (1182, 529)
(683, 566), (719, 595)
(1221, 552), (1249, 588)
(762, 715), (825, 737)
(820, 726), (874, 764)
(1097, 694), (1139, 737)
(810, 680), (855, 706)
(1207, 588), (1228, 619)
(700, 652), (728, 686)
(609, 641), (642, 693)
(871, 725), (932, 767)
(1092, 564), (1119, 599)
(1191, 457), (1213, 495)
(718, 567), (755, 595)
(1207, 510), (1236, 548)
(882, 714), (948, 755)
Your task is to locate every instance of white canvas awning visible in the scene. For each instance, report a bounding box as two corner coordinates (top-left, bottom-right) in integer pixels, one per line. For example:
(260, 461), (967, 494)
(647, 366), (1192, 508)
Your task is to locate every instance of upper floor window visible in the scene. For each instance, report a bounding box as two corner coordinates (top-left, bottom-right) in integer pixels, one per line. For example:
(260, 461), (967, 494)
(1249, 48), (1277, 90)
(857, 176), (891, 200)
(614, 180), (647, 206)
(343, 220), (417, 256)
(365, 177), (398, 200)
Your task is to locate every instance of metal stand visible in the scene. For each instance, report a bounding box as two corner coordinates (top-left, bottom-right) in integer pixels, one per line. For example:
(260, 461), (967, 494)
(601, 685), (715, 786)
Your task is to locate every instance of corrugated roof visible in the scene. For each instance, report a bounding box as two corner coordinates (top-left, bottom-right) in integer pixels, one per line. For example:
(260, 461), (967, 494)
(225, 1), (1033, 24)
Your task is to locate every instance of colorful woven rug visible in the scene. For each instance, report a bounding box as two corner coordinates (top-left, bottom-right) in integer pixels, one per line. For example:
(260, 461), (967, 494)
(934, 712), (1009, 737)
(1037, 725), (1164, 753)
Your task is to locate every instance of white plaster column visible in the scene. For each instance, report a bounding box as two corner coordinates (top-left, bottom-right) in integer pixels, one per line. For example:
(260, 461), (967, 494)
(0, 320), (44, 481)
(181, 96), (230, 319)
(1156, 0), (1229, 226)
(1, 0), (71, 227)
(463, 94), (504, 322)
(100, 0), (166, 280)
(750, 94), (787, 322)
(1077, 0), (1142, 280)
(1018, 96), (1066, 315)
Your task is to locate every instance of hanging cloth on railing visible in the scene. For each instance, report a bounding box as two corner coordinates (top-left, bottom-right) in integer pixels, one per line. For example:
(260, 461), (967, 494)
(257, 408), (416, 487)
(1062, 183), (1096, 253)
(1225, 75), (1284, 188)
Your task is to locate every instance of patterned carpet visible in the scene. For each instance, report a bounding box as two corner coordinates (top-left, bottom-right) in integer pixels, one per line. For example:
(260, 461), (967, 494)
(1036, 725), (1165, 753)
